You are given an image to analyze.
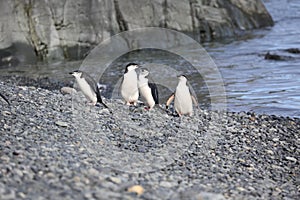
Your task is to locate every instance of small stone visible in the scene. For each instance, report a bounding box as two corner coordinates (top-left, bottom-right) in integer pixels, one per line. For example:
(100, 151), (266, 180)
(88, 168), (99, 176)
(2, 111), (11, 116)
(4, 124), (10, 130)
(45, 172), (55, 178)
(61, 87), (77, 95)
(237, 187), (246, 191)
(107, 177), (122, 184)
(1, 155), (10, 162)
(18, 192), (26, 199)
(99, 108), (111, 114)
(83, 192), (93, 199)
(269, 128), (277, 132)
(127, 185), (144, 196)
(73, 176), (81, 182)
(0, 189), (16, 200)
(266, 150), (274, 155)
(28, 86), (36, 90)
(285, 156), (297, 162)
(159, 181), (174, 188)
(14, 169), (23, 177)
(196, 192), (226, 200)
(249, 116), (256, 121)
(55, 121), (68, 127)
(18, 86), (27, 90)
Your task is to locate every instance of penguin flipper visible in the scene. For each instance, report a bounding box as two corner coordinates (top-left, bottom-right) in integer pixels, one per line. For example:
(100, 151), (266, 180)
(0, 92), (10, 105)
(166, 93), (175, 109)
(148, 82), (159, 104)
(191, 95), (198, 106)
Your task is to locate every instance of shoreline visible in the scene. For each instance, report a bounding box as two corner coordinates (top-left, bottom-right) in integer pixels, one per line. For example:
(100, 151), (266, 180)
(1, 75), (299, 199)
(0, 74), (299, 120)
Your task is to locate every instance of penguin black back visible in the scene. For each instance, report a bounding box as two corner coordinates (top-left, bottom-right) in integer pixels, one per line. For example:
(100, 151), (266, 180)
(148, 82), (159, 104)
(81, 72), (109, 108)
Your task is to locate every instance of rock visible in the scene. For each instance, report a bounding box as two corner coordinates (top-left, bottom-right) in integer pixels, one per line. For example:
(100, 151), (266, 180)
(2, 111), (11, 116)
(18, 192), (26, 199)
(196, 192), (226, 200)
(0, 79), (299, 200)
(55, 121), (68, 127)
(0, 0), (273, 62)
(285, 48), (300, 54)
(160, 181), (175, 188)
(0, 189), (16, 200)
(127, 185), (144, 196)
(60, 87), (76, 95)
(87, 168), (100, 176)
(285, 156), (297, 162)
(107, 177), (122, 184)
(264, 52), (294, 61)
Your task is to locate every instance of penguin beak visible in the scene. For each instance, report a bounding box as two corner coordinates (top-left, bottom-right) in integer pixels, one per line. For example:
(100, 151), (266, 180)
(69, 72), (74, 75)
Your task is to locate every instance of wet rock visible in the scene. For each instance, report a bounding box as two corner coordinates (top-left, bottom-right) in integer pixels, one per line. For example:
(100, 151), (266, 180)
(264, 52), (293, 61)
(285, 48), (300, 54)
(0, 0), (273, 61)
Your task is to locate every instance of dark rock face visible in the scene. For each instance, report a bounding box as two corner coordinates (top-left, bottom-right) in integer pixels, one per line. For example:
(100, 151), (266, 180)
(0, 0), (273, 62)
(263, 48), (300, 61)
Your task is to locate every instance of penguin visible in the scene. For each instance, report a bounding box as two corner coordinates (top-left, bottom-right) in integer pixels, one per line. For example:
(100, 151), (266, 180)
(138, 68), (159, 110)
(69, 70), (108, 108)
(0, 92), (10, 105)
(121, 63), (139, 106)
(166, 75), (197, 116)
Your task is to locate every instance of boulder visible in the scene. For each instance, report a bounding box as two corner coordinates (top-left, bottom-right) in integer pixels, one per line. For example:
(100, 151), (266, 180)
(0, 0), (273, 62)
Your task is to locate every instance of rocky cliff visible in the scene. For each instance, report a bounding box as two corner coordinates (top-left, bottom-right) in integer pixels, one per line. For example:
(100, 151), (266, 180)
(0, 0), (273, 63)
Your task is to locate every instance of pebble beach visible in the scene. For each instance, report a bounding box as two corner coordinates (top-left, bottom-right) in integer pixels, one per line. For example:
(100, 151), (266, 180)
(0, 76), (299, 200)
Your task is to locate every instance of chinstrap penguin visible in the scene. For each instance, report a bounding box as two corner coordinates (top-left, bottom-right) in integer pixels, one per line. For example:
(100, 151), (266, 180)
(166, 75), (197, 116)
(69, 70), (108, 108)
(138, 68), (159, 110)
(121, 63), (139, 106)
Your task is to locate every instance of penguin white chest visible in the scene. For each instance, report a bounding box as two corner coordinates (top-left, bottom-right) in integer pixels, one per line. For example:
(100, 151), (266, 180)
(75, 76), (97, 103)
(121, 71), (139, 103)
(174, 83), (193, 115)
(139, 83), (155, 108)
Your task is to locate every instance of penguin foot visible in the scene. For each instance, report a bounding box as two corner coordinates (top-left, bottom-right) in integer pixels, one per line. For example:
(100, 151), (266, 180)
(87, 102), (97, 106)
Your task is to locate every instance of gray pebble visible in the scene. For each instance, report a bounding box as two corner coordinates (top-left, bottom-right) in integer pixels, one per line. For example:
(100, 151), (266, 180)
(0, 82), (299, 200)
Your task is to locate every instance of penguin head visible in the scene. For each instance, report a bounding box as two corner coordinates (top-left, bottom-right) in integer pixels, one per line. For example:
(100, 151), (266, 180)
(125, 63), (139, 73)
(140, 68), (150, 77)
(178, 75), (188, 82)
(69, 70), (83, 78)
